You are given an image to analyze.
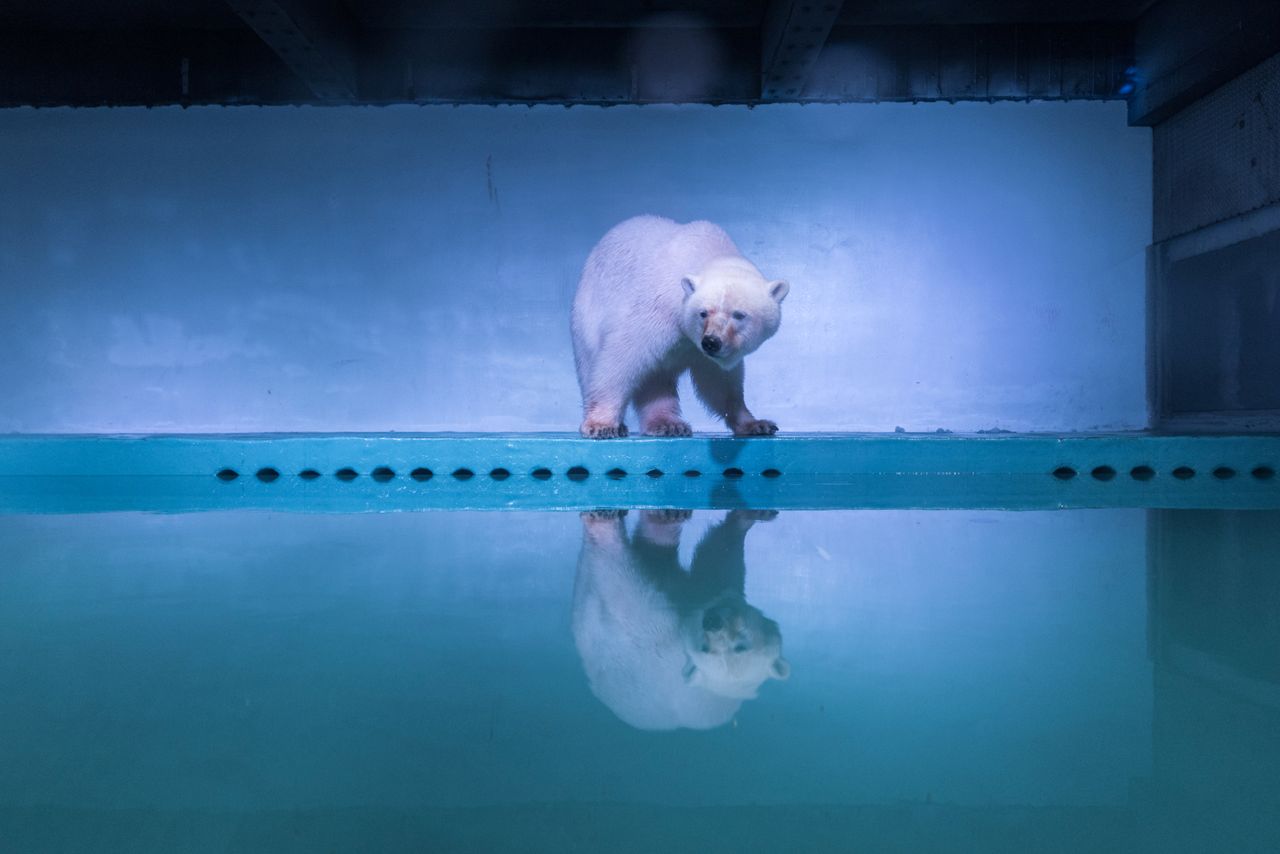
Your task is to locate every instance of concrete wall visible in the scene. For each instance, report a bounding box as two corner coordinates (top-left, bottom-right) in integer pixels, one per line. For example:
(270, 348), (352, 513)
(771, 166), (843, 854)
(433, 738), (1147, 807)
(1149, 53), (1280, 428)
(0, 102), (1150, 434)
(1153, 52), (1280, 243)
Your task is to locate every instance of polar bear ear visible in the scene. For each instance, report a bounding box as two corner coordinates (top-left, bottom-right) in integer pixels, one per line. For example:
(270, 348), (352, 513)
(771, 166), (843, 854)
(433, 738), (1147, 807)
(681, 275), (700, 296)
(770, 657), (791, 680)
(768, 280), (790, 304)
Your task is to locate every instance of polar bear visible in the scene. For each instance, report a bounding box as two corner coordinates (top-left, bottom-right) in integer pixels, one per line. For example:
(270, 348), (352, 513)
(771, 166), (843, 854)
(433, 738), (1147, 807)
(571, 509), (790, 731)
(571, 216), (790, 439)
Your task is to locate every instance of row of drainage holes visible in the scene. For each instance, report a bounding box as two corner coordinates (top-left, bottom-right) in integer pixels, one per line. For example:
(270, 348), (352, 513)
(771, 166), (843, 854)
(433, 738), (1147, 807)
(219, 464), (1278, 484)
(217, 466), (784, 483)
(1052, 465), (1276, 482)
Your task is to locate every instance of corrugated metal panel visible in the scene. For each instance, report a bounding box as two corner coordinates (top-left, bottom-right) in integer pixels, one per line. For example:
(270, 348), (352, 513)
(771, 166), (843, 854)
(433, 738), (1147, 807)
(1154, 52), (1280, 242)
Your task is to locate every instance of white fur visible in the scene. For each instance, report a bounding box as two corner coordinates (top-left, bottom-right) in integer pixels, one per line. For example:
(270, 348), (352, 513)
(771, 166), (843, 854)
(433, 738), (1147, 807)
(571, 511), (788, 731)
(571, 215), (788, 438)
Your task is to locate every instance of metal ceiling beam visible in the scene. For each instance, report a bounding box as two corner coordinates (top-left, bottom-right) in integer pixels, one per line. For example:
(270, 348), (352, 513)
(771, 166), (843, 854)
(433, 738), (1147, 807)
(225, 0), (358, 102)
(0, 28), (314, 107)
(1128, 0), (1280, 126)
(761, 0), (845, 100)
(808, 22), (1132, 103)
(0, 12), (1133, 106)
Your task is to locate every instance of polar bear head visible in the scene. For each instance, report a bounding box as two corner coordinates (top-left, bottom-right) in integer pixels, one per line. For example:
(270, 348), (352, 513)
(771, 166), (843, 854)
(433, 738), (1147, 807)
(680, 256), (789, 370)
(680, 594), (790, 700)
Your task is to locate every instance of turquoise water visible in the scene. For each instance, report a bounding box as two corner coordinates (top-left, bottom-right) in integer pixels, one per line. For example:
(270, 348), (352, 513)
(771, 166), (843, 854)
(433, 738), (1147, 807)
(1, 508), (1277, 852)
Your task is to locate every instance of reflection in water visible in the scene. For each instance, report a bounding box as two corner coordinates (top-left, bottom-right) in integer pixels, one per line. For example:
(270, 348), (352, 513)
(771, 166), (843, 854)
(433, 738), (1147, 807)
(1146, 510), (1280, 841)
(573, 509), (789, 730)
(0, 508), (1278, 851)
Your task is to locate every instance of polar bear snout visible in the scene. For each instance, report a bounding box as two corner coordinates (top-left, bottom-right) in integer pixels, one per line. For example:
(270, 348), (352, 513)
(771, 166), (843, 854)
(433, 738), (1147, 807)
(697, 602), (756, 652)
(700, 334), (723, 356)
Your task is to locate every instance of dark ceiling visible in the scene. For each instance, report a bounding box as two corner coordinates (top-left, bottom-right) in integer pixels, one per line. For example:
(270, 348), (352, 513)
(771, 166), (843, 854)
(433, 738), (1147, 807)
(0, 1), (1274, 127)
(0, 2), (1161, 30)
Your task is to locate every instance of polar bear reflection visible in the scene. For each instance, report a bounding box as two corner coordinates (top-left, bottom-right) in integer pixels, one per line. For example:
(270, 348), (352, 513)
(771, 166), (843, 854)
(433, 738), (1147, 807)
(572, 509), (789, 731)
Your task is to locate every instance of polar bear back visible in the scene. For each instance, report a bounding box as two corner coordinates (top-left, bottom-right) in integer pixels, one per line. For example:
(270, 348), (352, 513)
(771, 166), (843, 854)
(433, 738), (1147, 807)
(571, 215), (743, 362)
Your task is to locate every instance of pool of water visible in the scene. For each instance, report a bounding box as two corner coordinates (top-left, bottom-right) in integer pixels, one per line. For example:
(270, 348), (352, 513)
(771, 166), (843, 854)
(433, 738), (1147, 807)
(1, 507), (1278, 852)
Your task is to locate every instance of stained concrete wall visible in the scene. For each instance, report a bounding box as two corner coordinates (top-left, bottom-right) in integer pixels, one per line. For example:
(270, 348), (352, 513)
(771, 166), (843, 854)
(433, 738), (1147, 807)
(1153, 52), (1280, 243)
(1149, 52), (1280, 428)
(0, 102), (1149, 434)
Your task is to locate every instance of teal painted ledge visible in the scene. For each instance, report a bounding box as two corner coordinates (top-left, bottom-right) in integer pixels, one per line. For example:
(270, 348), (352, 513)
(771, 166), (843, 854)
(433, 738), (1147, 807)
(1, 432), (1278, 512)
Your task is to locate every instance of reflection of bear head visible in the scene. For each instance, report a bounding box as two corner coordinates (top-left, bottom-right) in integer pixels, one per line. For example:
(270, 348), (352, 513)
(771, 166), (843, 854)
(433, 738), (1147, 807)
(681, 594), (790, 700)
(572, 509), (789, 731)
(679, 256), (789, 371)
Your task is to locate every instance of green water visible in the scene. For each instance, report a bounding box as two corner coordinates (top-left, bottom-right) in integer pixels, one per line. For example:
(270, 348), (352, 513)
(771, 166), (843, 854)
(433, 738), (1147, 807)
(0, 508), (1277, 852)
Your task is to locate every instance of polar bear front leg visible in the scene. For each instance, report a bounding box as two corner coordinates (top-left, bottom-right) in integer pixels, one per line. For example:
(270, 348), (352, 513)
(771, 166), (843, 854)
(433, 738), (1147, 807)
(580, 509), (629, 544)
(690, 360), (778, 437)
(580, 405), (629, 439)
(634, 372), (692, 437)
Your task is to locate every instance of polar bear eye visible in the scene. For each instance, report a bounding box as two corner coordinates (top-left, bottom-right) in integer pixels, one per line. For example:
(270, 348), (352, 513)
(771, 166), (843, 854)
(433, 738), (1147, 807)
(732, 311), (747, 321)
(699, 310), (708, 319)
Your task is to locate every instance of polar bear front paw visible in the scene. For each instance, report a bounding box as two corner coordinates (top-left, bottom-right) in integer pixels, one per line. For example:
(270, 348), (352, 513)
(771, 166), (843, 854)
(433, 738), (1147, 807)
(643, 418), (693, 437)
(581, 419), (629, 439)
(733, 418), (778, 437)
(732, 509), (779, 523)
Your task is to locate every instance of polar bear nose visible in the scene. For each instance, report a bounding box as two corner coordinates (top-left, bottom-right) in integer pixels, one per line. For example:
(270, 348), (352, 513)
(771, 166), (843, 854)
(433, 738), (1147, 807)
(701, 335), (722, 355)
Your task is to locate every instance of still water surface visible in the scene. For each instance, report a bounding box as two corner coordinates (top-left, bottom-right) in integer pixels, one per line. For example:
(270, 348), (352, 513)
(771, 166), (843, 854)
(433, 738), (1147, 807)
(0, 509), (1276, 851)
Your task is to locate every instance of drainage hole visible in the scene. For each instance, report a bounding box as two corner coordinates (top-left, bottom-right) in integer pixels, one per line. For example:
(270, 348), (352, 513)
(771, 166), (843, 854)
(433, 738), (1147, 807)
(371, 466), (396, 482)
(298, 469), (321, 480)
(410, 467), (434, 482)
(256, 467), (280, 483)
(684, 469), (702, 478)
(1091, 465), (1115, 482)
(452, 468), (475, 480)
(1253, 465), (1275, 480)
(567, 466), (589, 481)
(646, 468), (664, 478)
(724, 467), (744, 479)
(531, 467), (552, 480)
(1130, 465), (1155, 481)
(1212, 466), (1236, 480)
(335, 468), (358, 481)
(1172, 466), (1196, 480)
(490, 468), (511, 480)
(216, 468), (239, 481)
(606, 468), (627, 479)
(1052, 466), (1076, 480)
(762, 468), (782, 478)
